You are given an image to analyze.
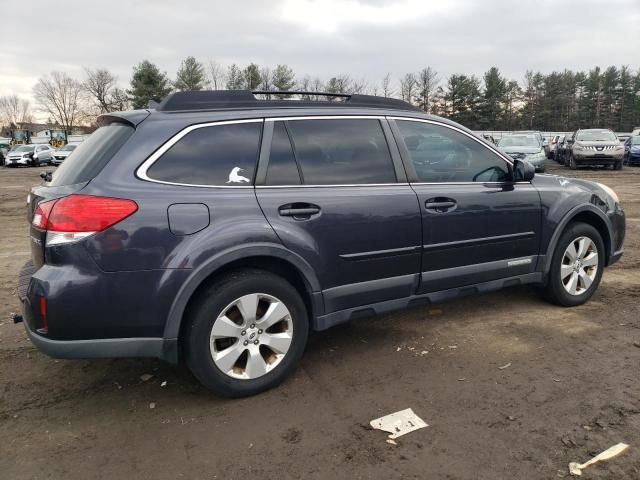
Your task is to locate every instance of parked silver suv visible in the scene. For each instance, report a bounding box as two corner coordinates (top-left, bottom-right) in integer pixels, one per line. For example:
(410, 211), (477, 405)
(567, 129), (624, 170)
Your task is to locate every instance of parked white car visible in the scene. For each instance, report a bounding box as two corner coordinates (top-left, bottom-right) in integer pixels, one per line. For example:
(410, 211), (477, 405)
(5, 144), (54, 167)
(52, 144), (78, 165)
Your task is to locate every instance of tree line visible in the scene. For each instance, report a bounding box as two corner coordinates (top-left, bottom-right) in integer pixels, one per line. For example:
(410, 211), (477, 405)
(2, 57), (640, 134)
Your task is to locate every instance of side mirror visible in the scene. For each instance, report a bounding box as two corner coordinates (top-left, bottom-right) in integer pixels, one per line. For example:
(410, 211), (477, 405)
(513, 159), (535, 182)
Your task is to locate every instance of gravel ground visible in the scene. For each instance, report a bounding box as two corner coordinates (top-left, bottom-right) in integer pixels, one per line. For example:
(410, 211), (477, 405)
(1, 161), (639, 479)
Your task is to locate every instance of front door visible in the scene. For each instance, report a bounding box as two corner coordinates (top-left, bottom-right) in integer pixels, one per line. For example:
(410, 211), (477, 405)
(390, 118), (542, 293)
(256, 117), (422, 313)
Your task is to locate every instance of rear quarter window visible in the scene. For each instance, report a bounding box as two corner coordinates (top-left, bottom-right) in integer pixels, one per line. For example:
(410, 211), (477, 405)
(49, 124), (134, 186)
(145, 121), (262, 186)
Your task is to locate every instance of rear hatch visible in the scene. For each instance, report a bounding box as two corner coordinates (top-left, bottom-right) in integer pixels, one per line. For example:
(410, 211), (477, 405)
(28, 123), (135, 269)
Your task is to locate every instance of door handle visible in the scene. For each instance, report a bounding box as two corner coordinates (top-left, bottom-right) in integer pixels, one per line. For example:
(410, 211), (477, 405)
(278, 203), (321, 219)
(425, 197), (457, 213)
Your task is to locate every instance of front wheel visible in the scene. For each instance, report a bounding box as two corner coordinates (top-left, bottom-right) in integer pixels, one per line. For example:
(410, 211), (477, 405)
(185, 269), (309, 397)
(544, 223), (604, 307)
(613, 160), (623, 170)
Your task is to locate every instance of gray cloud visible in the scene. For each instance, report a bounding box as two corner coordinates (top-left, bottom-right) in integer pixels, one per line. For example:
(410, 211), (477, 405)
(1, 0), (638, 105)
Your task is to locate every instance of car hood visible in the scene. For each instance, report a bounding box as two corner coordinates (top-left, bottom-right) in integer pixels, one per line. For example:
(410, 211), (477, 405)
(55, 150), (72, 156)
(499, 146), (543, 154)
(8, 152), (28, 157)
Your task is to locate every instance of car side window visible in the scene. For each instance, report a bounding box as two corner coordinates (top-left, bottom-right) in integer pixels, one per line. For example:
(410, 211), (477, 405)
(265, 122), (301, 185)
(395, 120), (510, 183)
(286, 119), (396, 185)
(146, 122), (262, 186)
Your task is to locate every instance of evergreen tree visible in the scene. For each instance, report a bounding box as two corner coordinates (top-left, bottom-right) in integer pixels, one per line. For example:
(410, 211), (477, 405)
(480, 67), (507, 129)
(243, 63), (262, 90)
(174, 56), (205, 91)
(226, 64), (244, 90)
(272, 64), (296, 97)
(128, 60), (172, 109)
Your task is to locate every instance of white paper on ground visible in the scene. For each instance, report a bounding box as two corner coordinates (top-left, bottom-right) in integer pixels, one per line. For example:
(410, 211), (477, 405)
(568, 442), (629, 476)
(370, 408), (428, 440)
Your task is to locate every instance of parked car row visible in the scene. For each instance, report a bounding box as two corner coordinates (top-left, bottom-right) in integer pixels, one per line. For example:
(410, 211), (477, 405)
(2, 143), (78, 167)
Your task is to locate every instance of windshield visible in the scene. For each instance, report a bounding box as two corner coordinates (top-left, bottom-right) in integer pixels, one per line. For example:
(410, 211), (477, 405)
(61, 144), (77, 151)
(498, 135), (540, 148)
(14, 145), (35, 153)
(631, 136), (640, 146)
(576, 130), (617, 142)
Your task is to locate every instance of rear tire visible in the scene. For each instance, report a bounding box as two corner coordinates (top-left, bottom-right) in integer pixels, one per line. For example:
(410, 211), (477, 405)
(544, 222), (604, 307)
(185, 269), (309, 397)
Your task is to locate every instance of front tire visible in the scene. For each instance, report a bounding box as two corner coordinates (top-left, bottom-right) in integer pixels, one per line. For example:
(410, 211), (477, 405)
(569, 154), (577, 170)
(613, 160), (622, 170)
(185, 269), (309, 397)
(544, 223), (604, 307)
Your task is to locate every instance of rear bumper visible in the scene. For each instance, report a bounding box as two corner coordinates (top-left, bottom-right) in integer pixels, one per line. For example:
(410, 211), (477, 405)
(22, 316), (173, 360)
(17, 257), (182, 363)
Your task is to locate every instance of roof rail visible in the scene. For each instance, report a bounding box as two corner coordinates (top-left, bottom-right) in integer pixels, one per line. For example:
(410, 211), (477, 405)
(155, 90), (420, 113)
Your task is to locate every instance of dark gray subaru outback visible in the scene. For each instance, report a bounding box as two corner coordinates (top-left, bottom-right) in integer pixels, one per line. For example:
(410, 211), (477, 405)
(17, 91), (625, 397)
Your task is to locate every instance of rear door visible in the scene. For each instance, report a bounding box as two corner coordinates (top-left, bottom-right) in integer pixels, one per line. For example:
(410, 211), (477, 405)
(255, 117), (422, 313)
(389, 118), (542, 293)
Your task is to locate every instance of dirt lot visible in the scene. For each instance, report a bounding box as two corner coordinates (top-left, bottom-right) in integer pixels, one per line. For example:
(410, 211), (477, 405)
(1, 162), (639, 479)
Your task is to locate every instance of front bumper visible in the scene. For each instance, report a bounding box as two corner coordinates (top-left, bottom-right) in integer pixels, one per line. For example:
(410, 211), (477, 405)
(574, 152), (623, 166)
(627, 153), (640, 165)
(5, 157), (29, 166)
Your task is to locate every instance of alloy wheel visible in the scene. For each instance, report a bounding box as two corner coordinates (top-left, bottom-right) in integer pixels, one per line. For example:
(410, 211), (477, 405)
(209, 293), (293, 379)
(560, 236), (598, 295)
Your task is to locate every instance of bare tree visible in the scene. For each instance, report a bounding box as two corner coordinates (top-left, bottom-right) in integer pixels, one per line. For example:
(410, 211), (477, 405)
(0, 95), (33, 127)
(110, 87), (130, 111)
(399, 73), (417, 104)
(206, 60), (226, 90)
(351, 78), (369, 94)
(83, 68), (119, 114)
(33, 72), (85, 132)
(381, 73), (393, 97)
(415, 67), (439, 112)
(259, 67), (272, 91)
(310, 77), (324, 93)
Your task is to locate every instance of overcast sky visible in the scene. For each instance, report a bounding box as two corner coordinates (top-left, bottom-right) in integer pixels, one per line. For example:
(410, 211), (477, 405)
(2, 0), (639, 107)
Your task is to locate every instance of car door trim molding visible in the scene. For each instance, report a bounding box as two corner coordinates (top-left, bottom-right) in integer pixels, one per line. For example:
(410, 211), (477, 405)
(339, 245), (421, 261)
(422, 231), (535, 251)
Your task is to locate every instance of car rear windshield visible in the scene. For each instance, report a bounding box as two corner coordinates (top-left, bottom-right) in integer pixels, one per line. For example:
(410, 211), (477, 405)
(49, 123), (134, 186)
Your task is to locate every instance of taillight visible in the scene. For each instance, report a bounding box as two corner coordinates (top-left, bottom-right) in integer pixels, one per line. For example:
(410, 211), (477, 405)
(32, 195), (138, 246)
(38, 295), (48, 334)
